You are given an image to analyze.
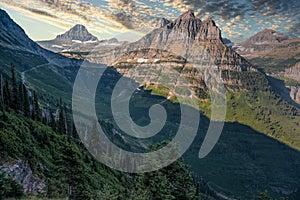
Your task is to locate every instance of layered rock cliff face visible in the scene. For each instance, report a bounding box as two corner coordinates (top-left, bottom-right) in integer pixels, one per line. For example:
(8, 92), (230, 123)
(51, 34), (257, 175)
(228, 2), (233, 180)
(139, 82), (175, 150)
(289, 86), (300, 104)
(285, 63), (300, 82)
(0, 159), (46, 195)
(285, 63), (300, 104)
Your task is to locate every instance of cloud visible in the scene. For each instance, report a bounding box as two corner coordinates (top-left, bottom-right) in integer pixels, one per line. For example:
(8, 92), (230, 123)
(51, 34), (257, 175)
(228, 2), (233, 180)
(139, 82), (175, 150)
(0, 0), (299, 42)
(175, 0), (299, 40)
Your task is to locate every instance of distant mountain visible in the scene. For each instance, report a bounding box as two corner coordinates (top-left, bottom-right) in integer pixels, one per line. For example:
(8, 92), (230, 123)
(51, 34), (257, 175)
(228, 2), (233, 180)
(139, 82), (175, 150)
(233, 29), (300, 72)
(38, 25), (127, 54)
(55, 24), (98, 42)
(242, 29), (288, 45)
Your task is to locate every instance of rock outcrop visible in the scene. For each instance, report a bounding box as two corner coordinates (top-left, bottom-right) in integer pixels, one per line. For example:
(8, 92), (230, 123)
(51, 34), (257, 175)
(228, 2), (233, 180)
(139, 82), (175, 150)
(285, 62), (300, 82)
(289, 86), (300, 104)
(285, 63), (300, 104)
(155, 18), (170, 28)
(0, 159), (47, 195)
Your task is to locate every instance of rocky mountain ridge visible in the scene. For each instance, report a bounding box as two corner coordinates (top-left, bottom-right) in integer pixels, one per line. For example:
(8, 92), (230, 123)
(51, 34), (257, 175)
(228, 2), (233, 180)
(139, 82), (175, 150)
(0, 9), (76, 67)
(233, 29), (300, 72)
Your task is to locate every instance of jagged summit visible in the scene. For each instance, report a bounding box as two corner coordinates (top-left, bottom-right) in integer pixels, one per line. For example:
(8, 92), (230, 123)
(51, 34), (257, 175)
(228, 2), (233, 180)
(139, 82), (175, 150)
(163, 10), (221, 41)
(55, 24), (98, 42)
(179, 9), (196, 19)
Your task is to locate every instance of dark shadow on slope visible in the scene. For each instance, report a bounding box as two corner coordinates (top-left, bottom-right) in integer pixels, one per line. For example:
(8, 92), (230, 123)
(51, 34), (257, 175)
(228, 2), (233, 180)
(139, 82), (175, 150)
(92, 67), (300, 200)
(257, 68), (300, 108)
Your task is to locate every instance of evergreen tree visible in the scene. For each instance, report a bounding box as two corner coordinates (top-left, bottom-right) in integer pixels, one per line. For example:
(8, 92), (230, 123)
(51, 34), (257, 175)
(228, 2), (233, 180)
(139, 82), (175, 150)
(49, 109), (56, 131)
(0, 73), (3, 110)
(18, 83), (23, 112)
(71, 123), (79, 140)
(56, 141), (92, 199)
(22, 84), (30, 117)
(3, 79), (11, 111)
(96, 184), (119, 200)
(11, 64), (19, 110)
(134, 170), (175, 200)
(58, 98), (66, 134)
(258, 190), (272, 200)
(32, 90), (42, 121)
(161, 158), (197, 199)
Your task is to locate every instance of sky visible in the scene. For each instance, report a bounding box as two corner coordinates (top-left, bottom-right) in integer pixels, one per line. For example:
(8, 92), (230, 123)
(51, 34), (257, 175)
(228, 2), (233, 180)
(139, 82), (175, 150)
(0, 0), (300, 42)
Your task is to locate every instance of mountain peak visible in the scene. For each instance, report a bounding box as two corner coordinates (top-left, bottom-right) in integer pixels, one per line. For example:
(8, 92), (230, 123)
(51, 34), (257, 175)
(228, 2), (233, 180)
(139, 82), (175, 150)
(244, 29), (289, 44)
(55, 24), (98, 42)
(167, 10), (202, 39)
(179, 9), (196, 19)
(70, 24), (87, 31)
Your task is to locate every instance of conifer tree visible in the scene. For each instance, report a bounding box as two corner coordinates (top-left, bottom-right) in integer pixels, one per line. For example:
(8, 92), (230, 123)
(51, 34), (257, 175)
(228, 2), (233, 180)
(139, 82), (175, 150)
(56, 141), (92, 199)
(3, 79), (11, 110)
(11, 64), (19, 110)
(0, 73), (3, 110)
(49, 109), (56, 131)
(18, 83), (23, 112)
(32, 91), (42, 121)
(71, 123), (79, 140)
(22, 84), (30, 117)
(59, 98), (66, 134)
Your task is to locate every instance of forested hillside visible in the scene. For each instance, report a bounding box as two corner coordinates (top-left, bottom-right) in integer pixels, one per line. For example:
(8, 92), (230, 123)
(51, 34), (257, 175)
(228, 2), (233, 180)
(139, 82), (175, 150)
(0, 64), (200, 199)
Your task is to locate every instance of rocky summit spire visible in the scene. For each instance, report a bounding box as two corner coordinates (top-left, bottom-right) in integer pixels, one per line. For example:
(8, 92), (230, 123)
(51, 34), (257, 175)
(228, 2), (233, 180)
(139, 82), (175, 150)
(166, 9), (221, 41)
(55, 24), (98, 42)
(179, 9), (196, 19)
(167, 9), (202, 39)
